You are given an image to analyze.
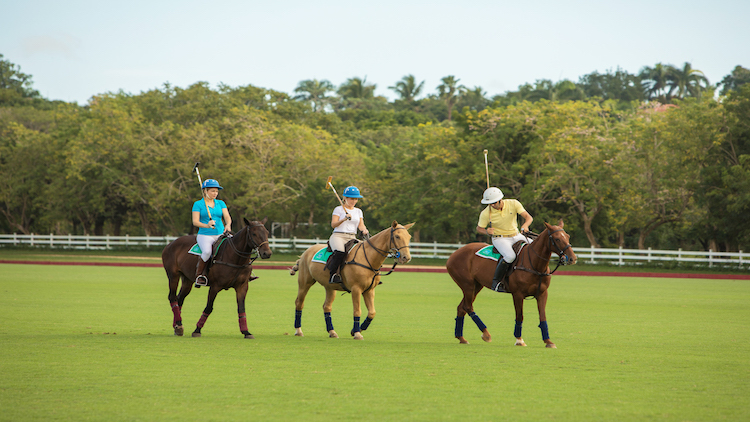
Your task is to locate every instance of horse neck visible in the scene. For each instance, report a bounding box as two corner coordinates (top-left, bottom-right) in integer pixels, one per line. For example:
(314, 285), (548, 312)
(222, 226), (250, 262)
(526, 228), (553, 270)
(361, 227), (391, 266)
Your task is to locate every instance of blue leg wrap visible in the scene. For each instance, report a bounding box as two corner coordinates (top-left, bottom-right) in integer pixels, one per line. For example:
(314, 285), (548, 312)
(361, 317), (373, 331)
(514, 320), (523, 338)
(455, 316), (465, 338)
(352, 316), (361, 333)
(324, 312), (334, 332)
(469, 312), (487, 331)
(294, 310), (302, 328)
(539, 321), (550, 340)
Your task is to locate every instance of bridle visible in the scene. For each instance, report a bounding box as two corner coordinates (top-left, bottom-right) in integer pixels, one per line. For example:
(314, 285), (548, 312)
(213, 222), (269, 269)
(341, 226), (410, 294)
(514, 227), (574, 297)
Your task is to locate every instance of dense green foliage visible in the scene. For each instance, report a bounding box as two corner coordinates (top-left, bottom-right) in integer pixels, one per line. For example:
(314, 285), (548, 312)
(1, 55), (748, 251)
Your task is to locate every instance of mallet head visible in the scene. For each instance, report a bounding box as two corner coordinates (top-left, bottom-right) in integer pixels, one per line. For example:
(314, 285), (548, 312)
(325, 176), (333, 190)
(193, 162), (200, 173)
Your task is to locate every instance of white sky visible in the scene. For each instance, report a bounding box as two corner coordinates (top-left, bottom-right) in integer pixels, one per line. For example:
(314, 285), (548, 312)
(2, 0), (749, 105)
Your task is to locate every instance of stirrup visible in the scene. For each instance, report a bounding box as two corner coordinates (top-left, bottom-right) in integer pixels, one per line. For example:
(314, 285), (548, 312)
(491, 279), (506, 293)
(329, 273), (342, 284)
(194, 275), (208, 288)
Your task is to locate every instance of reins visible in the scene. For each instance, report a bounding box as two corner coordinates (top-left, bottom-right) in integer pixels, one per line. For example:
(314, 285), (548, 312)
(212, 223), (268, 270)
(513, 228), (573, 297)
(341, 226), (409, 294)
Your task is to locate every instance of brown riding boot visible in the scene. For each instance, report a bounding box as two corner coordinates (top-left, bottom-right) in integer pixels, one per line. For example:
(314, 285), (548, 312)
(195, 259), (209, 288)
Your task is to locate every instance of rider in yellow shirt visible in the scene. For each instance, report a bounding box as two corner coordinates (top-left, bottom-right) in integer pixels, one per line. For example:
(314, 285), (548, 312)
(476, 187), (533, 292)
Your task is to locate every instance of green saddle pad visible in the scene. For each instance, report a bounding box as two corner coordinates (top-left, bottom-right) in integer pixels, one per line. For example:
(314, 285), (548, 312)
(188, 238), (227, 256)
(475, 245), (502, 261)
(312, 248), (332, 264)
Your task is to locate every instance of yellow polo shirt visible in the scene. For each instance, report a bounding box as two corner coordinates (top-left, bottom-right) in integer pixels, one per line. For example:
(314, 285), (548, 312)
(477, 199), (526, 236)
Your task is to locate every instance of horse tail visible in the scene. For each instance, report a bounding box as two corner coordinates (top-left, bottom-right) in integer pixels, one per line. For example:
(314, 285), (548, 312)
(289, 259), (300, 275)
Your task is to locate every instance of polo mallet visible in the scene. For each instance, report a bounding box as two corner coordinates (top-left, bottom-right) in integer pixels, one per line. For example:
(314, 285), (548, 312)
(483, 149), (490, 189)
(325, 176), (350, 218)
(192, 162), (213, 223)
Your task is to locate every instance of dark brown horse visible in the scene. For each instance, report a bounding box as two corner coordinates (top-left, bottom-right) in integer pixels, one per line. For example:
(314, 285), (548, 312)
(289, 221), (415, 340)
(162, 217), (272, 338)
(446, 220), (577, 347)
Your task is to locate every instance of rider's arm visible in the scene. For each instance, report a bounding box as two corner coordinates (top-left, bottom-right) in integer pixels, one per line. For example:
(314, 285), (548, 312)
(222, 208), (232, 233)
(192, 211), (214, 229)
(519, 211), (533, 232)
(358, 217), (369, 235)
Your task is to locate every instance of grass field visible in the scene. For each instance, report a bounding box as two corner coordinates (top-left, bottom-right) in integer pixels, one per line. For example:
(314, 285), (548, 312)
(1, 262), (748, 421)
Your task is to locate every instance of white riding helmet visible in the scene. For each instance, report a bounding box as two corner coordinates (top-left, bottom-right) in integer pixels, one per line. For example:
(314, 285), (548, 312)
(481, 187), (504, 204)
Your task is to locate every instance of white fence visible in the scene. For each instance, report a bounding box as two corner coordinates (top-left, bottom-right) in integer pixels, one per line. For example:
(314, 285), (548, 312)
(0, 233), (748, 268)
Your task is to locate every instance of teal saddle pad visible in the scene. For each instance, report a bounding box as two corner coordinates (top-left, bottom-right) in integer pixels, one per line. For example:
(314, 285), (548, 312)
(311, 248), (332, 264)
(188, 237), (227, 256)
(475, 245), (502, 261)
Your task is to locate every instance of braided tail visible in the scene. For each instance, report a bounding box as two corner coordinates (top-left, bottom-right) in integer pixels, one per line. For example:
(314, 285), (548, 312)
(289, 259), (300, 275)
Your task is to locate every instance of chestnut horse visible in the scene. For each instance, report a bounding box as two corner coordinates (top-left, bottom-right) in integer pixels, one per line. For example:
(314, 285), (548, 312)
(446, 220), (577, 347)
(162, 218), (272, 338)
(289, 221), (415, 340)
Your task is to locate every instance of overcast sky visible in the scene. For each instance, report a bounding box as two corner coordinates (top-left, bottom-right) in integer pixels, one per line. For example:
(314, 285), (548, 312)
(2, 0), (749, 105)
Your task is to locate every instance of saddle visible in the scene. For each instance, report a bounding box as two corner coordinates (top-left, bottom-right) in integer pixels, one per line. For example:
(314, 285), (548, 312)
(326, 238), (359, 254)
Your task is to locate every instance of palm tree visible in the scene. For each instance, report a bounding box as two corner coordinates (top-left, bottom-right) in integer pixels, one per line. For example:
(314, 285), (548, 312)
(639, 63), (677, 102)
(668, 62), (709, 99)
(389, 74), (425, 102)
(337, 77), (376, 99)
(437, 75), (466, 121)
(293, 79), (334, 112)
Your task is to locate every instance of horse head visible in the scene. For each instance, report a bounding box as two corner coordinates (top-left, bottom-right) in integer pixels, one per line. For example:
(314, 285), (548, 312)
(543, 219), (577, 265)
(388, 220), (415, 264)
(243, 217), (272, 260)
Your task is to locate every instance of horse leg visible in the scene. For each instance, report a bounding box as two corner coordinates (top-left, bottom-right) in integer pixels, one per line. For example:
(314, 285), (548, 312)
(322, 288), (338, 338)
(512, 292), (527, 346)
(360, 288), (376, 332)
(536, 290), (556, 348)
(192, 287), (219, 337)
(167, 272), (183, 336)
(350, 287), (364, 340)
(236, 282), (254, 339)
(293, 265), (316, 337)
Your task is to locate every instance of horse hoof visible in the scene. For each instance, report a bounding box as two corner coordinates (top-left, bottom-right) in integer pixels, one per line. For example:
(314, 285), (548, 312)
(328, 330), (339, 338)
(353, 332), (364, 340)
(294, 330), (304, 337)
(514, 339), (526, 346)
(457, 337), (469, 344)
(545, 342), (557, 349)
(244, 334), (255, 339)
(174, 326), (184, 336)
(192, 332), (201, 338)
(481, 330), (492, 343)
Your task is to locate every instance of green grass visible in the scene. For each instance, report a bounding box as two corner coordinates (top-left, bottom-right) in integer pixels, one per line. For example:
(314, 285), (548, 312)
(1, 263), (749, 421)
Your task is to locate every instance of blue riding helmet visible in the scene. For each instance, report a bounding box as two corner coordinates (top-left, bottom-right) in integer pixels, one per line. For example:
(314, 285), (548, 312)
(342, 186), (363, 198)
(202, 179), (223, 190)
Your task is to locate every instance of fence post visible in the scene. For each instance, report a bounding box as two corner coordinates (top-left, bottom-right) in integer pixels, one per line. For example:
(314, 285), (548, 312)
(31, 233), (35, 247)
(433, 241), (438, 258)
(50, 233), (54, 248)
(68, 234), (72, 248)
(106, 234), (110, 249)
(708, 249), (713, 268)
(13, 233), (18, 246)
(647, 247), (652, 263)
(589, 245), (595, 264)
(740, 250), (744, 268)
(618, 246), (623, 265)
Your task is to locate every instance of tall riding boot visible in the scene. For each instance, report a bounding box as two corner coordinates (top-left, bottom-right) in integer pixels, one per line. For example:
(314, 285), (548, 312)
(195, 259), (209, 288)
(328, 251), (347, 284)
(490, 260), (511, 292)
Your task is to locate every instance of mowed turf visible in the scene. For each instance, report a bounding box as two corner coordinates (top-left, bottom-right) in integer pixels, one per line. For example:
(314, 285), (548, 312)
(1, 263), (748, 421)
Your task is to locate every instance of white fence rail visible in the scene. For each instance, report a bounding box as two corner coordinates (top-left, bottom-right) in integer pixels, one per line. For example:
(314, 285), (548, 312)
(0, 233), (747, 268)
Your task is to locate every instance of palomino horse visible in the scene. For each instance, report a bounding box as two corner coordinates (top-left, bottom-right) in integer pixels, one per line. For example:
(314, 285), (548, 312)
(446, 220), (577, 347)
(289, 221), (415, 340)
(161, 218), (272, 338)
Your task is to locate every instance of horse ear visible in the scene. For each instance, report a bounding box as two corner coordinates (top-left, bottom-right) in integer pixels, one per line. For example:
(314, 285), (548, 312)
(544, 222), (552, 230)
(261, 216), (268, 225)
(244, 217), (251, 226)
(558, 219), (564, 228)
(392, 220), (398, 228)
(404, 222), (415, 231)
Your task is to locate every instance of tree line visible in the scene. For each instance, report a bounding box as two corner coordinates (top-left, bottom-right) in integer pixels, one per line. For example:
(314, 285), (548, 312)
(1, 54), (749, 251)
